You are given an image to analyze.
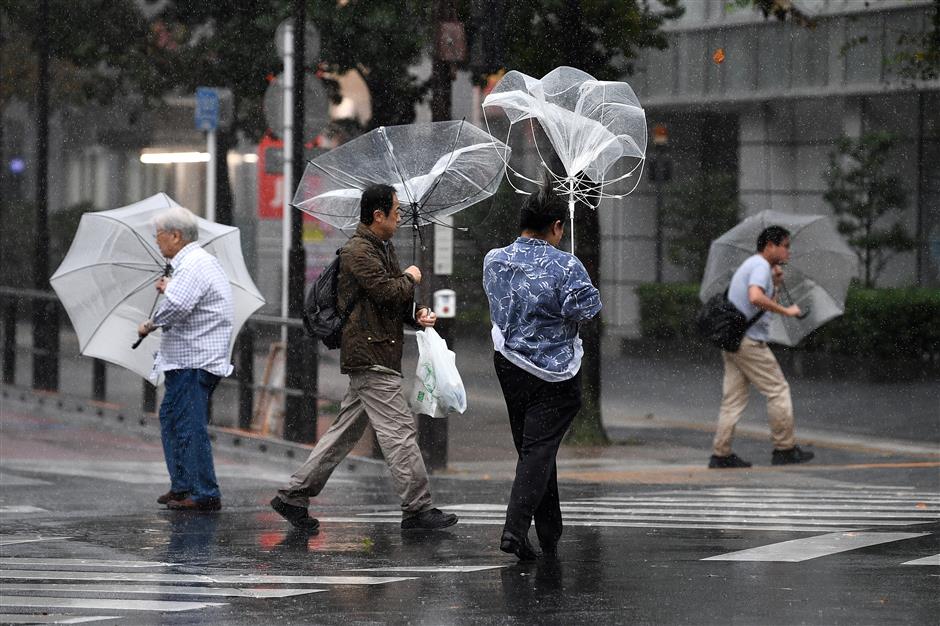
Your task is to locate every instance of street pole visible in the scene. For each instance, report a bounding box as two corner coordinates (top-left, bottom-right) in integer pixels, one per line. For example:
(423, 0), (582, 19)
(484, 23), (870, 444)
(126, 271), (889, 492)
(283, 0), (316, 443)
(280, 21), (294, 342)
(32, 0), (59, 392)
(205, 128), (217, 222)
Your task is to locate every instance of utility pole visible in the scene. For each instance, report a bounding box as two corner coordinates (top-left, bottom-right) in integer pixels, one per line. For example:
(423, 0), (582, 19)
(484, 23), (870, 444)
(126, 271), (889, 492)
(32, 0), (59, 391)
(283, 0), (316, 443)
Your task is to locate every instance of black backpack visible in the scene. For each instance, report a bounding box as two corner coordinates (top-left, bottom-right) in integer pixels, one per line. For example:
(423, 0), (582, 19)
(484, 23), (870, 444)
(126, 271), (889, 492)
(695, 290), (765, 353)
(302, 250), (356, 349)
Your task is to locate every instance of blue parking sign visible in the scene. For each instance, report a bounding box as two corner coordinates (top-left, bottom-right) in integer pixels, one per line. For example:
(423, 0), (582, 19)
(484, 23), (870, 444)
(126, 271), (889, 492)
(195, 87), (220, 131)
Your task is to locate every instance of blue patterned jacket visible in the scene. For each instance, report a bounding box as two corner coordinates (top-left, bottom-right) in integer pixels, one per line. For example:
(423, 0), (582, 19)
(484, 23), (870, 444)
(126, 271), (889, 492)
(483, 237), (602, 381)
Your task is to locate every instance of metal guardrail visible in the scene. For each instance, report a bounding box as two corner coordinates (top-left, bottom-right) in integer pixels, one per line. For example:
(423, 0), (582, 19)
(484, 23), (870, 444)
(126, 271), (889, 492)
(0, 285), (324, 439)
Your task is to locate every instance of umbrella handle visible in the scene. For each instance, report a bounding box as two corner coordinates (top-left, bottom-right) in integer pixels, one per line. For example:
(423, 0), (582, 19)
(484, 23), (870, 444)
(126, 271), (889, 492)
(131, 335), (145, 350)
(796, 308), (810, 320)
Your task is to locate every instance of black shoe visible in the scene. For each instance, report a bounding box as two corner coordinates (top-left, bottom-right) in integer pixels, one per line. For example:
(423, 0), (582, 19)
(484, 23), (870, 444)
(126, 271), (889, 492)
(708, 453), (752, 469)
(500, 531), (540, 561)
(270, 497), (320, 531)
(401, 508), (458, 530)
(772, 446), (815, 465)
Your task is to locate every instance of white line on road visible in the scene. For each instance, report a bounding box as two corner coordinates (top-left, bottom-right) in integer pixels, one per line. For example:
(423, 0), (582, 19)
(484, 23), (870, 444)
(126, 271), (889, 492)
(0, 557), (175, 569)
(317, 516), (852, 533)
(0, 570), (416, 585)
(901, 554), (940, 566)
(347, 566), (506, 573)
(0, 583), (326, 598)
(702, 532), (930, 562)
(0, 536), (71, 546)
(0, 595), (226, 612)
(0, 615), (119, 624)
(0, 505), (48, 514)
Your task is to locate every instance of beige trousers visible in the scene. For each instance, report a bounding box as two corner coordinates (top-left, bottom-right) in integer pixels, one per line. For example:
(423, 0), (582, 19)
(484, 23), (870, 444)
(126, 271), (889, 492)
(712, 337), (796, 456)
(277, 370), (433, 515)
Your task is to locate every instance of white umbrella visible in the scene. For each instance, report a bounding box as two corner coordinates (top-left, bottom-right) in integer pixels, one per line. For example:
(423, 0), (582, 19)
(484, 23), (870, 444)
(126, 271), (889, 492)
(50, 193), (265, 385)
(482, 66), (647, 252)
(700, 210), (858, 347)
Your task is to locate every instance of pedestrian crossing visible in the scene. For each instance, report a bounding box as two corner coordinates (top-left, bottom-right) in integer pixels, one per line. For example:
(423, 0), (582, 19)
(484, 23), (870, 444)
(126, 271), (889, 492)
(329, 486), (940, 533)
(0, 539), (503, 623)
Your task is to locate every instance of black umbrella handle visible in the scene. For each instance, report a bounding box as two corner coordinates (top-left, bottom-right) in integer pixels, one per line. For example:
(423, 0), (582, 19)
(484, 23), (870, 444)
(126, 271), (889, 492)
(131, 263), (172, 349)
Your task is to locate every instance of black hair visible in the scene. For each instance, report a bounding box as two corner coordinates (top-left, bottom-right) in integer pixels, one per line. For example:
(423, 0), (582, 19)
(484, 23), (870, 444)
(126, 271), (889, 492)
(757, 225), (790, 251)
(519, 182), (567, 235)
(360, 184), (397, 225)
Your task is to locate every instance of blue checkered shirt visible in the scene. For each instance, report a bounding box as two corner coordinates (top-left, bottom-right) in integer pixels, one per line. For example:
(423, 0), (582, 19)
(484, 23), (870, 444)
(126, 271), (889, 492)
(151, 242), (234, 378)
(483, 237), (602, 382)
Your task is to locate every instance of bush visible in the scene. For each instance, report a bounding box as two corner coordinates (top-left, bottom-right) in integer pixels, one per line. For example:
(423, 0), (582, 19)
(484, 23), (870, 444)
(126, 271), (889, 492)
(635, 283), (940, 362)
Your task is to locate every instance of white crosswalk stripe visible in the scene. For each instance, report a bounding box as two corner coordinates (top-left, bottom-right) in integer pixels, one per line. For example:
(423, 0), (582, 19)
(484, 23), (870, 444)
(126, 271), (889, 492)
(341, 486), (940, 534)
(702, 531), (930, 562)
(0, 546), (503, 622)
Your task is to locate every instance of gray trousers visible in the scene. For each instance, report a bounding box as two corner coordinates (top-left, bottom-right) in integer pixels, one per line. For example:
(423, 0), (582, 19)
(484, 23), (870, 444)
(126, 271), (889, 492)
(276, 370), (433, 516)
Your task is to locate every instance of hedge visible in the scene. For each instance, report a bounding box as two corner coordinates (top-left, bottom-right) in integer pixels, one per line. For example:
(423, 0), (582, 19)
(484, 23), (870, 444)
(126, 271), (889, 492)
(636, 283), (940, 361)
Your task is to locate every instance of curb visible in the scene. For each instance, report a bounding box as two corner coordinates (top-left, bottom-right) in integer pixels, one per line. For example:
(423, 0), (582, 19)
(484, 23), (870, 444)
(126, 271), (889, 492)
(0, 384), (387, 476)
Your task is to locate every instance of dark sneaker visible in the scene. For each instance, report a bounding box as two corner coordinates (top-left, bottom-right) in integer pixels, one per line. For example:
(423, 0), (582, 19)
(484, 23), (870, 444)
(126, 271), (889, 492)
(270, 497), (320, 531)
(772, 446), (815, 465)
(708, 453), (752, 469)
(157, 490), (188, 505)
(401, 508), (458, 530)
(539, 542), (558, 559)
(166, 497), (221, 511)
(500, 531), (539, 561)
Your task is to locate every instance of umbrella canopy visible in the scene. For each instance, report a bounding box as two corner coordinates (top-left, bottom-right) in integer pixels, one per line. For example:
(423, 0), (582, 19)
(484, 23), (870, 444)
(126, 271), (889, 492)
(292, 120), (509, 231)
(700, 210), (857, 347)
(50, 193), (265, 384)
(482, 66), (647, 251)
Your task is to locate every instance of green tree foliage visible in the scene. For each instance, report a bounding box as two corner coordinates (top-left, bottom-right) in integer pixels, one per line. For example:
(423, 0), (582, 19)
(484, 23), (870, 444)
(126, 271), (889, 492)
(312, 0), (429, 128)
(1, 1), (154, 110)
(823, 133), (913, 288)
(662, 172), (743, 281)
(892, 0), (940, 82)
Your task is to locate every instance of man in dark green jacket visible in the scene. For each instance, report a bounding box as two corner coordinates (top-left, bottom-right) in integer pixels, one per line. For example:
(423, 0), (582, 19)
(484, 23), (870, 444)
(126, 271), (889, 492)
(271, 184), (458, 532)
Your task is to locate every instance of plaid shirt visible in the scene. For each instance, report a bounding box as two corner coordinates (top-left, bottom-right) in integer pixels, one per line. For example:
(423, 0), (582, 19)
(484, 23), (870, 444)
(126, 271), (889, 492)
(151, 242), (234, 378)
(483, 237), (601, 382)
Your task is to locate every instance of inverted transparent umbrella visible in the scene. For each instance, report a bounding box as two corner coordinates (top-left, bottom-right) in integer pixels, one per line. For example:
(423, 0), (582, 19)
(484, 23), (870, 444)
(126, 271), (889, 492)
(482, 66), (647, 252)
(700, 210), (857, 347)
(50, 193), (265, 385)
(292, 119), (509, 257)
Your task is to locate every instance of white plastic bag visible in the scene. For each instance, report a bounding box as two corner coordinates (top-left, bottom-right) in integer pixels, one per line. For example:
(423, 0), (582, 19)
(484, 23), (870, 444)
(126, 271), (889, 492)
(411, 328), (467, 417)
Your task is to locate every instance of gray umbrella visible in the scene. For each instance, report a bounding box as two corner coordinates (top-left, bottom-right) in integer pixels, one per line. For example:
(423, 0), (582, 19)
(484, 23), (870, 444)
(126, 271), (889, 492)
(699, 210), (857, 347)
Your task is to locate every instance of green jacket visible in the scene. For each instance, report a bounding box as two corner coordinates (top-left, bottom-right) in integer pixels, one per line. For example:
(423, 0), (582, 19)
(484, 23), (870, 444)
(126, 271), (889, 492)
(338, 223), (422, 374)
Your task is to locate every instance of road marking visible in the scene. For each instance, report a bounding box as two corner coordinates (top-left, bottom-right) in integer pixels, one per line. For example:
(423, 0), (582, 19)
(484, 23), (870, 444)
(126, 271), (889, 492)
(0, 471), (51, 486)
(901, 554), (940, 566)
(0, 536), (71, 546)
(703, 532), (930, 562)
(0, 570), (416, 585)
(0, 583), (326, 598)
(347, 566), (506, 573)
(0, 595), (226, 612)
(0, 505), (48, 514)
(0, 557), (175, 569)
(318, 516), (852, 533)
(0, 615), (119, 624)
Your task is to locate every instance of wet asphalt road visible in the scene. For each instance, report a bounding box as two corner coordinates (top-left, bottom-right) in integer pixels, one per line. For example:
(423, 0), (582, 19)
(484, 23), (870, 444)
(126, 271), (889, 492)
(1, 397), (939, 625)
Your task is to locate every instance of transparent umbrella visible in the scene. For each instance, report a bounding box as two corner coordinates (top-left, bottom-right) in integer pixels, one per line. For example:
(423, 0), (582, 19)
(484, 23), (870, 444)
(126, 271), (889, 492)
(700, 210), (858, 347)
(292, 119), (509, 255)
(482, 66), (647, 252)
(50, 193), (265, 384)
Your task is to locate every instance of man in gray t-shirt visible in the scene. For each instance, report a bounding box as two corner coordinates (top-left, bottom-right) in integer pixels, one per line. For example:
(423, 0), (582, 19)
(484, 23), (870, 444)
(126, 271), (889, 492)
(709, 225), (815, 469)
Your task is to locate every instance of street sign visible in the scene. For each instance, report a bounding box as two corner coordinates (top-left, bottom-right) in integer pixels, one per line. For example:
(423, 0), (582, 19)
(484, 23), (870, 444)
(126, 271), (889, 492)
(195, 87), (220, 132)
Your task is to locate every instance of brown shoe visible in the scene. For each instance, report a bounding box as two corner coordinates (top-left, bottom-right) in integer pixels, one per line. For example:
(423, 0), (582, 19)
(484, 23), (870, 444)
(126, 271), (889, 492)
(157, 490), (189, 505)
(166, 497), (221, 511)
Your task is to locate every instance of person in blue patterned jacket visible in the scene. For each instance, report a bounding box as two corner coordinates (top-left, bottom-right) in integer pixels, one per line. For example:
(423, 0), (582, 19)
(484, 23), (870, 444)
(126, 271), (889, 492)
(483, 185), (602, 561)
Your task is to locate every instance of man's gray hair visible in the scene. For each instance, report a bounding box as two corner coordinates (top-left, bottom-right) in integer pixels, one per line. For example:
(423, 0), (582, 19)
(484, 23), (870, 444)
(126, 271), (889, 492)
(153, 206), (199, 243)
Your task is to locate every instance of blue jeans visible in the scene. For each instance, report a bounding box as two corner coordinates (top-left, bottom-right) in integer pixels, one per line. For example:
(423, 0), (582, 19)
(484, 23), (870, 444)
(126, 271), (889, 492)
(159, 369), (221, 501)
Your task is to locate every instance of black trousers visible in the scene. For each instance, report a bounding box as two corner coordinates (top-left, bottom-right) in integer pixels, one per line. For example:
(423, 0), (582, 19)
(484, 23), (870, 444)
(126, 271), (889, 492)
(494, 352), (582, 547)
